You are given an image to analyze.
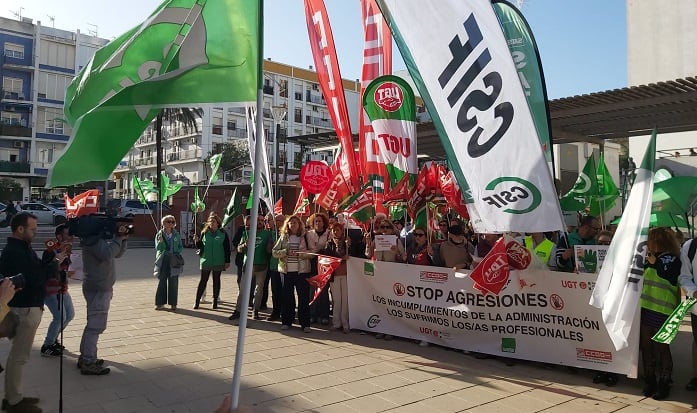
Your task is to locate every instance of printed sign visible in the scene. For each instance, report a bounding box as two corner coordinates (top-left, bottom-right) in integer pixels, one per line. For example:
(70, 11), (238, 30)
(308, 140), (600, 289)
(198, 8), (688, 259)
(574, 245), (609, 274)
(348, 258), (640, 377)
(374, 234), (397, 252)
(300, 160), (332, 194)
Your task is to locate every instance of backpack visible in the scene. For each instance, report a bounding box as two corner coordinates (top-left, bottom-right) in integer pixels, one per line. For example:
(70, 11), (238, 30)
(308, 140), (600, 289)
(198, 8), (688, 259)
(689, 238), (697, 263)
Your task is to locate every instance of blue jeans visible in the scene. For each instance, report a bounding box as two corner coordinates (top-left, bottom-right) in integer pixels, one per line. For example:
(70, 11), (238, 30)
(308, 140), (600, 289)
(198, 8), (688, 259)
(80, 288), (113, 364)
(43, 292), (75, 347)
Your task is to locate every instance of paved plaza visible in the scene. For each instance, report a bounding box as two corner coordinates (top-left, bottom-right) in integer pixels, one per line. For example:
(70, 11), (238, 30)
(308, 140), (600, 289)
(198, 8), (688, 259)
(1, 248), (696, 412)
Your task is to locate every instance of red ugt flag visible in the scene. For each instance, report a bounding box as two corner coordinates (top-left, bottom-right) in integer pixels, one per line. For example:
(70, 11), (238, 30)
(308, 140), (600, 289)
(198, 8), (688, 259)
(306, 254), (342, 305)
(65, 189), (100, 218)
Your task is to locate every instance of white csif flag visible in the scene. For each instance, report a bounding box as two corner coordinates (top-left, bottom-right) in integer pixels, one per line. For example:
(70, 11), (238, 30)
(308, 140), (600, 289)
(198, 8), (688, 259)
(590, 130), (657, 350)
(375, 0), (564, 233)
(246, 105), (275, 212)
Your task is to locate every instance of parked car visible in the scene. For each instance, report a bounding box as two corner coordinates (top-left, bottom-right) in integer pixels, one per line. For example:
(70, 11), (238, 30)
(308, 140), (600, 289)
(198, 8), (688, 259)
(48, 201), (66, 210)
(20, 202), (67, 225)
(106, 199), (170, 217)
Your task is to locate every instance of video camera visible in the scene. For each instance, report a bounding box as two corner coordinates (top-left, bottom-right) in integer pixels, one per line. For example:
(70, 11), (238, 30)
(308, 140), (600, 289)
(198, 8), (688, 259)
(66, 214), (134, 239)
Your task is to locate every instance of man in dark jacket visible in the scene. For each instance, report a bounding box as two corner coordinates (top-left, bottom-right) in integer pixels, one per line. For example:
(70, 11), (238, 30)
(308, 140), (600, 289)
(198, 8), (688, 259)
(0, 212), (63, 413)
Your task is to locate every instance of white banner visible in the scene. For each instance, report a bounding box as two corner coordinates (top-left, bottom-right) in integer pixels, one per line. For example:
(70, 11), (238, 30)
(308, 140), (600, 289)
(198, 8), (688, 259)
(348, 258), (639, 377)
(376, 0), (564, 233)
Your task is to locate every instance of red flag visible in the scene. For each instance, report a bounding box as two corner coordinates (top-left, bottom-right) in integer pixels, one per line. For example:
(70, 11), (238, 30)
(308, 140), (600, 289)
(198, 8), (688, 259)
(359, 0), (392, 211)
(438, 170), (469, 220)
(469, 238), (510, 295)
(314, 152), (353, 211)
(407, 165), (431, 217)
(384, 173), (411, 203)
(64, 190), (99, 218)
(307, 254), (342, 305)
(293, 187), (310, 216)
(273, 197), (283, 216)
(304, 0), (359, 192)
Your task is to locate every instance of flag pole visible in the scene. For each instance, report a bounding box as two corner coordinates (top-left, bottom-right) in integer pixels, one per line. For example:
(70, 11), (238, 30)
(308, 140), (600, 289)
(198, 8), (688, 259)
(231, 1), (263, 409)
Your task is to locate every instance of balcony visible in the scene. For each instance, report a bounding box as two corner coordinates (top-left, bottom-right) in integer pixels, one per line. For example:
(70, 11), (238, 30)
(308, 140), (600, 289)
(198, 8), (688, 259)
(167, 148), (202, 162)
(0, 161), (30, 173)
(2, 90), (27, 101)
(306, 92), (326, 105)
(0, 124), (32, 137)
(228, 128), (247, 139)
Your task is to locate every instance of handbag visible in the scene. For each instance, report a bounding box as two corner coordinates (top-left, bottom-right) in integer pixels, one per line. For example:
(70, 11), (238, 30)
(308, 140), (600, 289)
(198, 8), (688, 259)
(170, 253), (185, 269)
(0, 309), (19, 339)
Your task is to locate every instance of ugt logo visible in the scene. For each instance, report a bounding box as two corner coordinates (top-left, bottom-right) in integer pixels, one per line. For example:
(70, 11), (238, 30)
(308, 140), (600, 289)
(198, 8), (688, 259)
(482, 177), (541, 214)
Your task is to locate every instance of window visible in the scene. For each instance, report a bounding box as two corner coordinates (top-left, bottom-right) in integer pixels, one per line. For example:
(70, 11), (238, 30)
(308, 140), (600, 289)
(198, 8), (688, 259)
(38, 72), (72, 101)
(279, 79), (288, 98)
(38, 107), (69, 135)
(2, 77), (23, 95)
(39, 40), (75, 70)
(4, 43), (24, 59)
(1, 113), (21, 125)
(227, 121), (236, 130)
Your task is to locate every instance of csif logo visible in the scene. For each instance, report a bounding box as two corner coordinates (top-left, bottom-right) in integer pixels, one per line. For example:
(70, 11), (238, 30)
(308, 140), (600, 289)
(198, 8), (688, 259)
(367, 314), (381, 329)
(482, 177), (541, 214)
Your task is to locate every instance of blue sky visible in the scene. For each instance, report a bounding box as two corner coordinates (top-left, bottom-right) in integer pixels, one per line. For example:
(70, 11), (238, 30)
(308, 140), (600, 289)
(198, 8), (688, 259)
(1, 0), (626, 99)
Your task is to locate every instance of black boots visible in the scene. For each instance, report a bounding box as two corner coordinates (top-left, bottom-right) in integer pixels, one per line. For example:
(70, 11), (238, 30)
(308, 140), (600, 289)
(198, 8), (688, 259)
(653, 378), (670, 400)
(213, 298), (219, 309)
(643, 376), (656, 397)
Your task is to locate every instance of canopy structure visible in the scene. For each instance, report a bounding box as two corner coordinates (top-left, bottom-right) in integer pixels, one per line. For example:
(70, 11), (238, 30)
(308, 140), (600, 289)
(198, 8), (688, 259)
(288, 76), (697, 158)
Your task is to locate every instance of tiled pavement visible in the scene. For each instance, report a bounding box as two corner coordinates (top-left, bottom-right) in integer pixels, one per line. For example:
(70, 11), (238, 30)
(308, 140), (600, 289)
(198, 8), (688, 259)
(1, 248), (697, 412)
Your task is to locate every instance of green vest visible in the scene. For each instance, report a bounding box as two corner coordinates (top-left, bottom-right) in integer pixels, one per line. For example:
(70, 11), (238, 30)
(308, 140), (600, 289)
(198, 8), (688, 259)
(200, 230), (227, 268)
(640, 267), (680, 316)
(524, 236), (554, 265)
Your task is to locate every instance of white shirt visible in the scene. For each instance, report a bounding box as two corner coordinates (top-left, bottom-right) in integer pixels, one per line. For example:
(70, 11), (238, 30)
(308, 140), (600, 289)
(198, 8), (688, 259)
(678, 239), (697, 315)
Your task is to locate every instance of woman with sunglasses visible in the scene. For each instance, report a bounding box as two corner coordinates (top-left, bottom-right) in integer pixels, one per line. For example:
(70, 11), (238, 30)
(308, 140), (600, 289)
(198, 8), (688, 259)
(272, 215), (312, 332)
(154, 215), (184, 311)
(365, 218), (404, 262)
(639, 227), (681, 400)
(401, 227), (432, 266)
(193, 213), (231, 309)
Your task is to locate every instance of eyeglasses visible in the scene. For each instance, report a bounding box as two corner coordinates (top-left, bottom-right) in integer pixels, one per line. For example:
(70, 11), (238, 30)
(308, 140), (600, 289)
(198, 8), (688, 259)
(413, 233), (426, 237)
(165, 220), (175, 224)
(598, 240), (611, 245)
(379, 225), (391, 229)
(591, 226), (601, 231)
(439, 223), (448, 227)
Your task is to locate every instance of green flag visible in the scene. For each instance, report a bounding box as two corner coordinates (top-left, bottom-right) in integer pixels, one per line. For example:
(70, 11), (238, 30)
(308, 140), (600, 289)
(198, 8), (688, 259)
(209, 153), (223, 183)
(559, 156), (598, 212)
(590, 153), (619, 216)
(190, 187), (205, 213)
(222, 188), (242, 227)
(49, 0), (258, 187)
(160, 172), (182, 201)
(132, 176), (155, 204)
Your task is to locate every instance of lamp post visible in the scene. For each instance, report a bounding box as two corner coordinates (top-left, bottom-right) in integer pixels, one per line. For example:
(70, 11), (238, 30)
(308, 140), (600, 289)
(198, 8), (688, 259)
(271, 103), (287, 202)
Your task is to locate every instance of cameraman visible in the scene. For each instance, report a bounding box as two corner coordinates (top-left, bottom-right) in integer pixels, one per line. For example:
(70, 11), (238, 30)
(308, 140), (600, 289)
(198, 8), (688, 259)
(0, 212), (63, 412)
(78, 223), (129, 376)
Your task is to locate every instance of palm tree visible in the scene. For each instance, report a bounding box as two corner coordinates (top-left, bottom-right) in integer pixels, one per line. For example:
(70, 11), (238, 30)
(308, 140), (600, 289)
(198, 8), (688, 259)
(155, 107), (204, 220)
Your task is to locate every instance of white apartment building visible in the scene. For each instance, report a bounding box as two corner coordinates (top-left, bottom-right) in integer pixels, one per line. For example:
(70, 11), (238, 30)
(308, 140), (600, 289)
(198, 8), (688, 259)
(114, 59), (361, 199)
(0, 15), (108, 200)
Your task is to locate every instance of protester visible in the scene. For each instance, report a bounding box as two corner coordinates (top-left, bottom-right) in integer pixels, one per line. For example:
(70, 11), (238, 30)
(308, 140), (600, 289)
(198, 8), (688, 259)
(472, 233), (502, 267)
(325, 222), (350, 333)
(194, 213), (231, 310)
(438, 225), (473, 270)
(154, 215), (184, 311)
(0, 213), (62, 411)
(0, 278), (16, 323)
(272, 215), (312, 332)
(523, 232), (555, 267)
(40, 224), (75, 358)
(79, 220), (129, 375)
(402, 226), (431, 266)
(265, 214), (286, 322)
(2, 201), (16, 226)
(366, 218), (403, 262)
(231, 215), (273, 323)
(554, 215), (601, 272)
(678, 236), (697, 391)
(640, 227), (681, 400)
(306, 213), (331, 325)
(230, 219), (250, 307)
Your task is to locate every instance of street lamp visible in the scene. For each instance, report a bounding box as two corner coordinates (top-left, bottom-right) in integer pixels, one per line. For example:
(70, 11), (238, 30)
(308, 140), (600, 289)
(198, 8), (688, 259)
(271, 103), (287, 202)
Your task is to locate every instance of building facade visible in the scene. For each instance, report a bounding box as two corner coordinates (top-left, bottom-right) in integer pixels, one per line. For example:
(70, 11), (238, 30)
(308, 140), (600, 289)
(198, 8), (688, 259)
(0, 16), (108, 201)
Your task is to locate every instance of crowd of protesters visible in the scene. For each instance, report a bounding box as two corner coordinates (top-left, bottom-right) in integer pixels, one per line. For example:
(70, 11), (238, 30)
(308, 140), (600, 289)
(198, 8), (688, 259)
(167, 205), (697, 402)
